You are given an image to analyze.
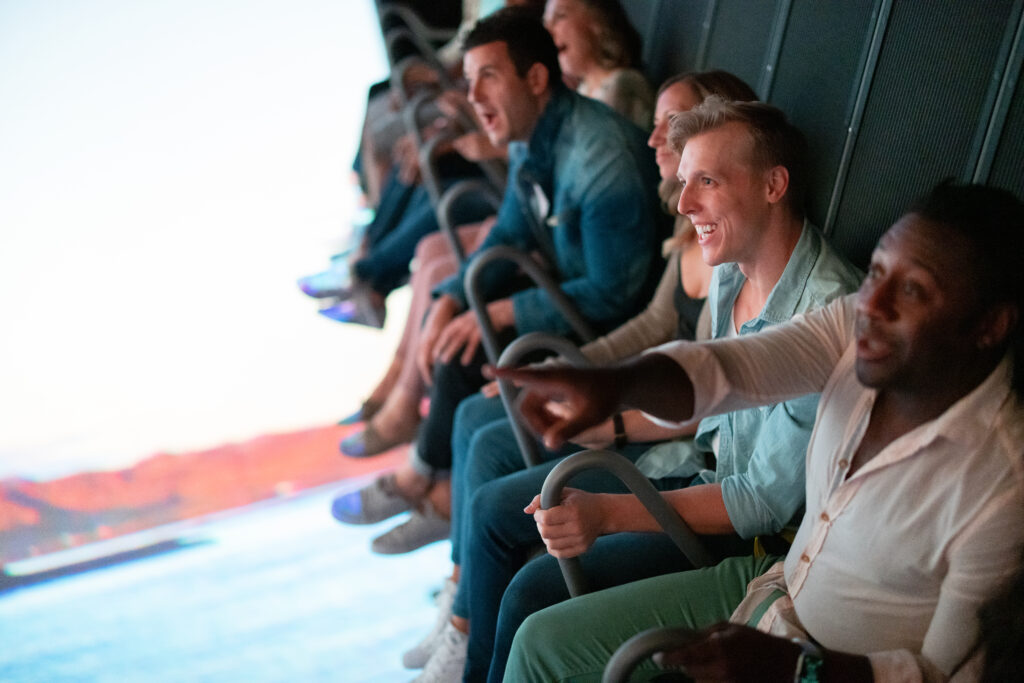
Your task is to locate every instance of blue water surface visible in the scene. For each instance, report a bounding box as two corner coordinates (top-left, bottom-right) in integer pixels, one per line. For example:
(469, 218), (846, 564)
(0, 480), (451, 682)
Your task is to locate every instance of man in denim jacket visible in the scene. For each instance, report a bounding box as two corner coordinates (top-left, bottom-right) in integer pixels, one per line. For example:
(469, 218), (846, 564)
(335, 8), (662, 558)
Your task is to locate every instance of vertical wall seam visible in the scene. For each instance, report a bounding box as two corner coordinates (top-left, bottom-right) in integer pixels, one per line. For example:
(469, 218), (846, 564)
(695, 0), (719, 70)
(823, 0), (893, 236)
(973, 0), (1024, 182)
(759, 0), (793, 100)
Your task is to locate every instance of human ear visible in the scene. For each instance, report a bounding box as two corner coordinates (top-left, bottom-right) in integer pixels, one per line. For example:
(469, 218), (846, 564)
(975, 302), (1018, 350)
(526, 62), (550, 96)
(764, 165), (790, 205)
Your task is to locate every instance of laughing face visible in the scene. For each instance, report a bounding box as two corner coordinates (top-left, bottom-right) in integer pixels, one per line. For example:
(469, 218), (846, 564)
(543, 0), (601, 80)
(675, 121), (775, 267)
(648, 81), (702, 181)
(464, 41), (548, 147)
(854, 214), (984, 393)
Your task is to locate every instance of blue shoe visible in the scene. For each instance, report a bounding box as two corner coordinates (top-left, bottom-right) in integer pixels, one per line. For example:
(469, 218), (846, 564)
(317, 299), (361, 322)
(331, 474), (412, 525)
(297, 257), (353, 299)
(317, 288), (385, 329)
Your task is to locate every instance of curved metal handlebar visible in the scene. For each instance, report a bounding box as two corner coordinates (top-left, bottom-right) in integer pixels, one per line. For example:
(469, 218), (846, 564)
(465, 245), (598, 365)
(602, 626), (698, 683)
(540, 450), (715, 598)
(378, 4), (458, 45)
(494, 332), (591, 468)
(436, 180), (503, 264)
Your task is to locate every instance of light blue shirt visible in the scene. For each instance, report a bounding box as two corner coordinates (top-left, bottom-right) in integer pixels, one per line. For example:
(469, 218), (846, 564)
(644, 222), (863, 539)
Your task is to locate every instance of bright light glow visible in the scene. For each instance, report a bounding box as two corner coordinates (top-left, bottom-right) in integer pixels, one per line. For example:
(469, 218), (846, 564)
(0, 1), (397, 479)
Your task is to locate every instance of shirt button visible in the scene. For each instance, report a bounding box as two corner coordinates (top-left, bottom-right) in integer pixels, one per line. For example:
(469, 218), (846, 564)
(838, 459), (849, 468)
(820, 512), (829, 522)
(800, 553), (810, 563)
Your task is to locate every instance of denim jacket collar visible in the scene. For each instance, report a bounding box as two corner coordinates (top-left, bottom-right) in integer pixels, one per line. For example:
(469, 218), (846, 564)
(508, 85), (573, 193)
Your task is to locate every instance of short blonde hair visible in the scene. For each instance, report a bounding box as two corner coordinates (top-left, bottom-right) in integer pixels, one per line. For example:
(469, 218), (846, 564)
(668, 96), (808, 218)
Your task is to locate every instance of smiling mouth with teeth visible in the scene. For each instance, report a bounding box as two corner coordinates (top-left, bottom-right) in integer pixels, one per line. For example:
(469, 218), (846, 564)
(694, 224), (717, 239)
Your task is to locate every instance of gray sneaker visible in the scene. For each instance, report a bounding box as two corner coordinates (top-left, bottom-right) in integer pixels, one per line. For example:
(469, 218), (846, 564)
(330, 474), (412, 525)
(371, 503), (450, 554)
(403, 578), (457, 669)
(410, 622), (468, 683)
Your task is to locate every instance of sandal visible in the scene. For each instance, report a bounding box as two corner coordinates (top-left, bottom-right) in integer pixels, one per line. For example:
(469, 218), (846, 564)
(339, 421), (416, 457)
(337, 399), (383, 426)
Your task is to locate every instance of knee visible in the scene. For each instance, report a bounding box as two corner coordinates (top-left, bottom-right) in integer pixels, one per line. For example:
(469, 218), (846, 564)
(415, 230), (452, 264)
(505, 609), (559, 681)
(464, 424), (522, 491)
(500, 562), (555, 628)
(467, 477), (526, 543)
(452, 397), (486, 466)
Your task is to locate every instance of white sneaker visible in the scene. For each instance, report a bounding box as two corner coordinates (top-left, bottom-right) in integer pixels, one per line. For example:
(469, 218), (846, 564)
(403, 578), (457, 669)
(410, 622), (468, 683)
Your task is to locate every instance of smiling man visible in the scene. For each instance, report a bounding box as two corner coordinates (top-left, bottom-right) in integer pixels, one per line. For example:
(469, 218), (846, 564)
(334, 5), (663, 579)
(500, 181), (1024, 682)
(430, 97), (861, 683)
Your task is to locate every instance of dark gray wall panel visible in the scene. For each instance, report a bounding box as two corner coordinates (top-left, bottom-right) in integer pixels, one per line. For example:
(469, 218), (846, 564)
(643, 0), (711, 86)
(702, 0), (779, 91)
(768, 0), (876, 230)
(830, 0), (1017, 267)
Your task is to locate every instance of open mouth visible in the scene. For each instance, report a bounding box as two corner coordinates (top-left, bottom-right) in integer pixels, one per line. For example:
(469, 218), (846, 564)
(693, 223), (718, 240)
(478, 110), (497, 130)
(855, 320), (896, 362)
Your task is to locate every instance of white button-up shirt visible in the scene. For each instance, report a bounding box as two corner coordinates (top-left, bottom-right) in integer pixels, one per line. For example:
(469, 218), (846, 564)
(651, 294), (1024, 681)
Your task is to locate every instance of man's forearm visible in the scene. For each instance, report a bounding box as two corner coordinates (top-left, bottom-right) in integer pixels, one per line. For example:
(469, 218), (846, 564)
(616, 353), (695, 423)
(598, 484), (733, 536)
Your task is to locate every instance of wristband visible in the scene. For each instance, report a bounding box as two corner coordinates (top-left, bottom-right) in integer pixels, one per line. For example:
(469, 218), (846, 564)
(791, 638), (823, 683)
(612, 412), (627, 449)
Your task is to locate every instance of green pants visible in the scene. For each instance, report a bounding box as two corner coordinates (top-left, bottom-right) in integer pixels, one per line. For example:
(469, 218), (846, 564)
(503, 554), (781, 682)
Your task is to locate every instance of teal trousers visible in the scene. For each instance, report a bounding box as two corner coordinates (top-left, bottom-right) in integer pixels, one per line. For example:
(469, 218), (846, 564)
(503, 554), (782, 682)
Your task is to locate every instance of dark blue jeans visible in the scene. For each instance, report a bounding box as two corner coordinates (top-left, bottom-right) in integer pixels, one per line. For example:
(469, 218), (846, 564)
(410, 331), (518, 479)
(449, 418), (695, 682)
(449, 393), (575, 574)
(354, 169), (494, 296)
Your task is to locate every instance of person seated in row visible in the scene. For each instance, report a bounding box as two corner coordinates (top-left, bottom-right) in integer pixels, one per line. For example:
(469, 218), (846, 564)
(497, 180), (1024, 683)
(333, 8), (664, 554)
(431, 96), (863, 682)
(336, 0), (656, 458)
(395, 69), (749, 678)
(397, 67), (729, 679)
(298, 0), (538, 324)
(302, 0), (652, 333)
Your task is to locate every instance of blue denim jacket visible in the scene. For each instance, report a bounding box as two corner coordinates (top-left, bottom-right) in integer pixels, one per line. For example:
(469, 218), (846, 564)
(645, 223), (862, 539)
(434, 87), (662, 336)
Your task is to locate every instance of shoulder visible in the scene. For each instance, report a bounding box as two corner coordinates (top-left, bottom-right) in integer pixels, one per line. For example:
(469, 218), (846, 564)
(603, 68), (652, 93)
(562, 90), (646, 148)
(798, 224), (865, 308)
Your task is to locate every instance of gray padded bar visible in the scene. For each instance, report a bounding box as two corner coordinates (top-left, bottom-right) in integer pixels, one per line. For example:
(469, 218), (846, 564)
(378, 4), (458, 46)
(436, 179), (503, 264)
(495, 332), (591, 468)
(603, 626), (699, 683)
(540, 450), (715, 598)
(464, 245), (598, 365)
